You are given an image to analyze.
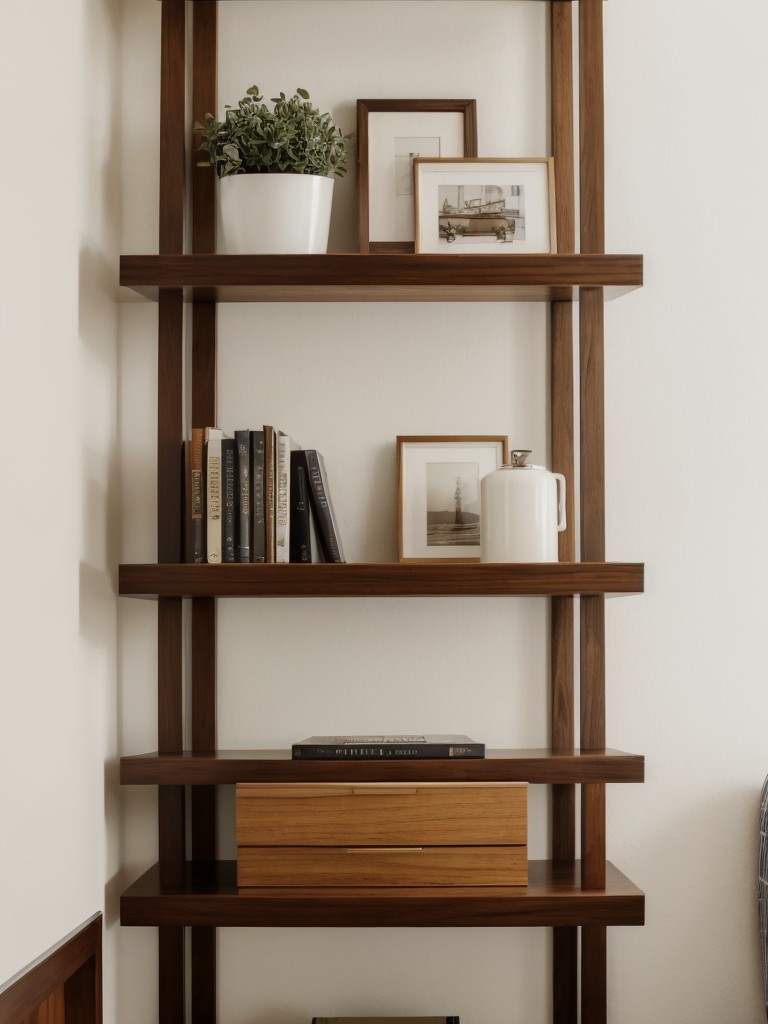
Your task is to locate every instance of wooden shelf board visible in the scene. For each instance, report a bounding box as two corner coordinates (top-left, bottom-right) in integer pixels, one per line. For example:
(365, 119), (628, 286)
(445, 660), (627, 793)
(120, 860), (644, 928)
(118, 561), (644, 598)
(118, 253), (643, 303)
(120, 748), (644, 785)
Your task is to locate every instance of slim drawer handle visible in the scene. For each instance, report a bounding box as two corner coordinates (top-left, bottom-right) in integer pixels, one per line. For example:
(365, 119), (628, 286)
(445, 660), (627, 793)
(346, 847), (423, 854)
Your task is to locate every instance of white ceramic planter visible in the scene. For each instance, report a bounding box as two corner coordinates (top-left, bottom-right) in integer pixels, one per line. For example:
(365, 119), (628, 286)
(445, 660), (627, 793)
(217, 172), (334, 254)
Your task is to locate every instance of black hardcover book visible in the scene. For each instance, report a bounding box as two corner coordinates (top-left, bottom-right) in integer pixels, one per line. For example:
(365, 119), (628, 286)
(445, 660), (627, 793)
(289, 451), (312, 563)
(292, 735), (484, 760)
(251, 430), (266, 563)
(263, 425), (277, 563)
(222, 438), (237, 563)
(235, 429), (251, 562)
(293, 449), (345, 563)
(313, 1019), (459, 1024)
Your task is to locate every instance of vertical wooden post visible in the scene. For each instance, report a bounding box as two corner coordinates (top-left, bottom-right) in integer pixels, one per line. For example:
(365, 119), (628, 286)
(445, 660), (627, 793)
(191, 0), (218, 259)
(157, 0), (186, 1021)
(550, 3), (577, 1022)
(189, 0), (218, 861)
(551, 1), (576, 260)
(551, 0), (576, 847)
(190, 4), (219, 1023)
(579, 0), (607, 1021)
(159, 0), (186, 257)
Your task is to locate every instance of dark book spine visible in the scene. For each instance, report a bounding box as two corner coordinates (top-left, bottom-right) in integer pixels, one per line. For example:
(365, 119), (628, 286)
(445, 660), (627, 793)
(235, 430), (251, 562)
(251, 430), (266, 563)
(289, 451), (312, 563)
(263, 425), (277, 563)
(187, 427), (204, 563)
(313, 1019), (459, 1024)
(298, 449), (345, 563)
(222, 438), (237, 563)
(292, 744), (485, 760)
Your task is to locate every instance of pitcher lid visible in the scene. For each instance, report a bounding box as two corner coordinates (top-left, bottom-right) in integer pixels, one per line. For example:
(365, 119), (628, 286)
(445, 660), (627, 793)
(502, 449), (546, 471)
(510, 449), (532, 467)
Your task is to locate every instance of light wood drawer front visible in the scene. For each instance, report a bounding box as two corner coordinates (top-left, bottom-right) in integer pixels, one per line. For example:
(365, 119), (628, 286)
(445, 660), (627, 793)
(237, 846), (528, 887)
(236, 783), (527, 847)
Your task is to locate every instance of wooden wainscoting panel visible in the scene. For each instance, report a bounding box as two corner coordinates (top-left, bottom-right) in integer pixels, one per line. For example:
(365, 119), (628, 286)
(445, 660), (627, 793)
(0, 914), (101, 1024)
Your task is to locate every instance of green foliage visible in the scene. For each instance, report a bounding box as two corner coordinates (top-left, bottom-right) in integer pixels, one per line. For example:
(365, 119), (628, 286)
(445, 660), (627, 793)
(195, 86), (349, 178)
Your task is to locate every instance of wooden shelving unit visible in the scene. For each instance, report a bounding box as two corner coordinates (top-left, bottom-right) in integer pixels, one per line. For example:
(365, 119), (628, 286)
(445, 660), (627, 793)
(120, 748), (645, 786)
(118, 561), (644, 598)
(117, 1), (646, 1021)
(121, 861), (644, 929)
(119, 252), (642, 302)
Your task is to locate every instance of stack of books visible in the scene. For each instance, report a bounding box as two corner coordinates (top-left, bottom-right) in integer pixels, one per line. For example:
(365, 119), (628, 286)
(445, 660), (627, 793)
(187, 426), (345, 565)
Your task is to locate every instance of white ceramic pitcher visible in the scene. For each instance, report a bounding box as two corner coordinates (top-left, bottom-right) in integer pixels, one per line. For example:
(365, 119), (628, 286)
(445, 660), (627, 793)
(480, 450), (567, 562)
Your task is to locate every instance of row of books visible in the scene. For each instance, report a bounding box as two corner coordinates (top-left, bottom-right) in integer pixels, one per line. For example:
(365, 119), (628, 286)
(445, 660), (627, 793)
(187, 426), (345, 564)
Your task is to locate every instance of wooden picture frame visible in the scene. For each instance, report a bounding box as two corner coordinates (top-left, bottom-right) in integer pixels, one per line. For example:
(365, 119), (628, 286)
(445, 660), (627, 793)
(414, 157), (557, 254)
(397, 435), (509, 563)
(356, 99), (478, 253)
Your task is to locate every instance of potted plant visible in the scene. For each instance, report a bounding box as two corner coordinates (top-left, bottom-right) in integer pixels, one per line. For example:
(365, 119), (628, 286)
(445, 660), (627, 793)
(196, 86), (349, 254)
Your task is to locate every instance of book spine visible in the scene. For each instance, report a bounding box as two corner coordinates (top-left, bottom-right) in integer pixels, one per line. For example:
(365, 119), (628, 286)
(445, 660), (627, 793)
(308, 503), (323, 562)
(205, 428), (224, 564)
(289, 452), (313, 563)
(301, 450), (345, 563)
(312, 1019), (459, 1024)
(263, 425), (276, 563)
(251, 430), (266, 563)
(292, 744), (485, 759)
(235, 429), (251, 562)
(275, 431), (292, 563)
(188, 427), (204, 563)
(222, 438), (237, 563)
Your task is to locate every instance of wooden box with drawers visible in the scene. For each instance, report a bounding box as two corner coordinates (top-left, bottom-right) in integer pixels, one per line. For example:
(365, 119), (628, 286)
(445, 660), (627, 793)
(236, 782), (527, 888)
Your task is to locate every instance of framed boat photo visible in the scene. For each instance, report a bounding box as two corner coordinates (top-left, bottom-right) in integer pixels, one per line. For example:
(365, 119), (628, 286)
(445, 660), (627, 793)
(397, 435), (509, 563)
(414, 157), (556, 254)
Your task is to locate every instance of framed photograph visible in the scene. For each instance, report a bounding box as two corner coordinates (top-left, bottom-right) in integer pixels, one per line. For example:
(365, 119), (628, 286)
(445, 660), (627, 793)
(356, 100), (478, 253)
(397, 435), (509, 563)
(414, 157), (556, 254)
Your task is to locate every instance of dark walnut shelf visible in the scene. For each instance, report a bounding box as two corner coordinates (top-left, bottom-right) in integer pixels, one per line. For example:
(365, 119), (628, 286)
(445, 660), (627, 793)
(119, 252), (643, 303)
(121, 860), (644, 928)
(120, 748), (644, 786)
(118, 561), (644, 598)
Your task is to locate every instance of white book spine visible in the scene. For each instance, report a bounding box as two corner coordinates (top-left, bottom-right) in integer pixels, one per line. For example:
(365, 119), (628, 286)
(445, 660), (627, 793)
(275, 431), (293, 563)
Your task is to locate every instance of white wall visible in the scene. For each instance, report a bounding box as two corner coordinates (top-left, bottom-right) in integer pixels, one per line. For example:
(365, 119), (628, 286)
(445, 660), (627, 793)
(5, 0), (757, 1021)
(0, 0), (120, 1012)
(604, 2), (768, 1019)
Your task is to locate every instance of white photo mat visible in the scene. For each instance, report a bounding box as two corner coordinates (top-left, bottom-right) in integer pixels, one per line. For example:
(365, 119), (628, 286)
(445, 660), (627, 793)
(398, 437), (508, 562)
(414, 157), (556, 254)
(368, 112), (467, 244)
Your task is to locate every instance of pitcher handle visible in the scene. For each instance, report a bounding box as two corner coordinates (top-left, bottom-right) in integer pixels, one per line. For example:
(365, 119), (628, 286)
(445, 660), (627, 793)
(554, 473), (567, 532)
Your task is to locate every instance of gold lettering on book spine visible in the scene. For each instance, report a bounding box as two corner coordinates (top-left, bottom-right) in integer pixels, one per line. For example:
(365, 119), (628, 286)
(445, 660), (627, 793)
(191, 432), (203, 519)
(209, 457), (221, 520)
